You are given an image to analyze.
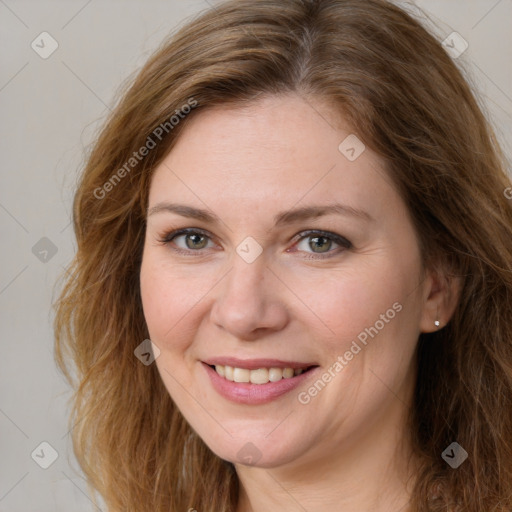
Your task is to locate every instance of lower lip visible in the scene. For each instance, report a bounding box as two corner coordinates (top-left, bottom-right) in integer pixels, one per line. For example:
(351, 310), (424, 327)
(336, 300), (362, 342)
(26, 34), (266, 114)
(202, 363), (317, 405)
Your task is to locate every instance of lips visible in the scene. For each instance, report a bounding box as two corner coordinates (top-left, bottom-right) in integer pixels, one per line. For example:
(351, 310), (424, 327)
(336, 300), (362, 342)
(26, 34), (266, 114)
(203, 357), (316, 384)
(201, 357), (318, 404)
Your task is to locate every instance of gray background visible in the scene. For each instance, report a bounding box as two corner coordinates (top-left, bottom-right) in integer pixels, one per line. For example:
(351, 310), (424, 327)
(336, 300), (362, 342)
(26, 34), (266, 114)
(1, 1), (511, 510)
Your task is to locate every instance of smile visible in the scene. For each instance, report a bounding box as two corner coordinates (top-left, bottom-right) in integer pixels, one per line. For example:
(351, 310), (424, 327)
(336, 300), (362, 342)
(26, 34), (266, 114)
(212, 365), (304, 384)
(202, 359), (318, 405)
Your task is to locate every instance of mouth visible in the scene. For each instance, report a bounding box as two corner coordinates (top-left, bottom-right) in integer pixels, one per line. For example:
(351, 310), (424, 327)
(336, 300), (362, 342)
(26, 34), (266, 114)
(201, 358), (319, 405)
(207, 364), (316, 385)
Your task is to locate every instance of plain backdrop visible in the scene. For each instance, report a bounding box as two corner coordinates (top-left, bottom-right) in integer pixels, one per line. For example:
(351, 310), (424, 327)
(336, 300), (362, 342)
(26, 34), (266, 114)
(0, 1), (511, 510)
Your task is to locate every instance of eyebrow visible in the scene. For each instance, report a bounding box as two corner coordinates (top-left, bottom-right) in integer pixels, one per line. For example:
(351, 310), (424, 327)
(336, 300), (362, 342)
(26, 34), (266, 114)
(147, 202), (374, 225)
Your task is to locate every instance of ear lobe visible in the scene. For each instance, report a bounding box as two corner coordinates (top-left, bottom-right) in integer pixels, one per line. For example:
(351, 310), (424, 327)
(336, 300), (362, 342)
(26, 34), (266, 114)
(419, 269), (462, 333)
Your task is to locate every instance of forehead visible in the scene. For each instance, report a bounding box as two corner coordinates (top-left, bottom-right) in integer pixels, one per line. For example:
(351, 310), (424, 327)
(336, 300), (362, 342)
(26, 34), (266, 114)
(148, 94), (396, 219)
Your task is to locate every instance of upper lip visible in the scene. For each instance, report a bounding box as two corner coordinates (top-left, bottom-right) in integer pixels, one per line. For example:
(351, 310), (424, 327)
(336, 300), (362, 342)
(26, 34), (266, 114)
(203, 357), (317, 370)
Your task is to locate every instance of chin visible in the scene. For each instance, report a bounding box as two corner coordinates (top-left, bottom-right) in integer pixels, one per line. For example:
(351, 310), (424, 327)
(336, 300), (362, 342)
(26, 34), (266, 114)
(197, 426), (310, 469)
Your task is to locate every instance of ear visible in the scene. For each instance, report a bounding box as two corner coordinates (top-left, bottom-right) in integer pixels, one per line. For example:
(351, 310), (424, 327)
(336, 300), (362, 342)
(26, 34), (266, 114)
(419, 267), (461, 333)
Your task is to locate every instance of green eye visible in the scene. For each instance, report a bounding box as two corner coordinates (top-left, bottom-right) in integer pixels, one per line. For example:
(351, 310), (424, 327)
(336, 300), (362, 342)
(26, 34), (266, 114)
(293, 230), (351, 258)
(159, 228), (352, 259)
(162, 229), (213, 251)
(181, 233), (209, 250)
(303, 235), (334, 253)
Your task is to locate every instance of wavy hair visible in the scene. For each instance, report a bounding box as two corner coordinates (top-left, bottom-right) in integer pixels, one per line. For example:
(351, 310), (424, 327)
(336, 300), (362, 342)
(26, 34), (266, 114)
(54, 0), (512, 510)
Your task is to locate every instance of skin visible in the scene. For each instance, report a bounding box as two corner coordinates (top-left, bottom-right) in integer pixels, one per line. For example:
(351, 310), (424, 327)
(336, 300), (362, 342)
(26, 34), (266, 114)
(139, 93), (459, 512)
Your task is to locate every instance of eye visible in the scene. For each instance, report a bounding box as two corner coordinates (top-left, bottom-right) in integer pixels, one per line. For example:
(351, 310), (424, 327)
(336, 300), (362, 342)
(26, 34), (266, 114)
(292, 230), (352, 258)
(158, 228), (216, 254)
(157, 228), (352, 259)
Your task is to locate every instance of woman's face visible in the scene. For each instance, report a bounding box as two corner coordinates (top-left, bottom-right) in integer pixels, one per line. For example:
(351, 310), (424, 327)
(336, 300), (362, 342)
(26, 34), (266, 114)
(140, 94), (433, 469)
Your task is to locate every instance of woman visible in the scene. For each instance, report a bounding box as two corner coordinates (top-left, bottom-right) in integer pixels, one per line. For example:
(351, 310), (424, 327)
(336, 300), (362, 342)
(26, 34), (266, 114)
(54, 0), (512, 511)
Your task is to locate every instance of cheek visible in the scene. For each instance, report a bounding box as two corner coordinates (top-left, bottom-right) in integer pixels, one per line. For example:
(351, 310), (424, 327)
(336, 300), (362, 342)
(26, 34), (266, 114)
(288, 257), (419, 359)
(139, 254), (210, 350)
(293, 259), (422, 432)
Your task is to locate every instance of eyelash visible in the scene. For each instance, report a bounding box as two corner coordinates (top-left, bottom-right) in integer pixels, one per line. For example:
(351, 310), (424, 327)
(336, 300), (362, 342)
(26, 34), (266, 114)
(157, 228), (352, 259)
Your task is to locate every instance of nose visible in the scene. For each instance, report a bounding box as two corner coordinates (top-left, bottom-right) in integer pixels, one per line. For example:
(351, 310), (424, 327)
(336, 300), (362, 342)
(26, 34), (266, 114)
(209, 256), (289, 340)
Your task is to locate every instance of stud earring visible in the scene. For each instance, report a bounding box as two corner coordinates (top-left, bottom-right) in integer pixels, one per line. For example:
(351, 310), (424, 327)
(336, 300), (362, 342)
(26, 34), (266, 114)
(434, 319), (440, 328)
(434, 307), (440, 328)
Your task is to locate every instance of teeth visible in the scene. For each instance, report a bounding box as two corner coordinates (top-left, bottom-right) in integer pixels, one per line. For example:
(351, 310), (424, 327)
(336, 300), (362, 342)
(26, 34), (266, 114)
(233, 367), (250, 383)
(250, 368), (269, 384)
(224, 365), (234, 381)
(214, 365), (306, 385)
(269, 367), (283, 382)
(283, 368), (294, 379)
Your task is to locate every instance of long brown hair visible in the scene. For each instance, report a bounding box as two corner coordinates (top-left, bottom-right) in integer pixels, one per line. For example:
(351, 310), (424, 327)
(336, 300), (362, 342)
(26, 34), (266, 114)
(54, 0), (512, 510)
